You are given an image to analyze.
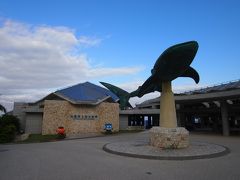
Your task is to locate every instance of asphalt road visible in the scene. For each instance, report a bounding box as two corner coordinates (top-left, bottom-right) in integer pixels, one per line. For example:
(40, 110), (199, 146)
(0, 132), (240, 180)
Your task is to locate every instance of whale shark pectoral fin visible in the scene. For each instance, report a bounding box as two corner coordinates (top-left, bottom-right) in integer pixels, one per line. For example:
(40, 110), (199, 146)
(181, 67), (200, 84)
(154, 83), (162, 92)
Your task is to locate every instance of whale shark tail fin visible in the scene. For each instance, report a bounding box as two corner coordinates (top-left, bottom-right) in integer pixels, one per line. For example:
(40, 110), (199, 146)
(100, 82), (132, 109)
(129, 88), (140, 97)
(181, 66), (200, 84)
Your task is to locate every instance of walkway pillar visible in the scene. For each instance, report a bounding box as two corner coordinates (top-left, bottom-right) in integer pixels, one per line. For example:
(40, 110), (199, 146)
(176, 104), (182, 127)
(221, 101), (230, 136)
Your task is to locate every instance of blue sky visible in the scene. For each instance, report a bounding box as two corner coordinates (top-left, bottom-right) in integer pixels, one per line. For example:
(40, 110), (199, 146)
(0, 0), (240, 110)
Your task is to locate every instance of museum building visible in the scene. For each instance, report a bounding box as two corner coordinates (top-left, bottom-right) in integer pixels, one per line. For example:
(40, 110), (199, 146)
(13, 82), (120, 135)
(13, 80), (240, 136)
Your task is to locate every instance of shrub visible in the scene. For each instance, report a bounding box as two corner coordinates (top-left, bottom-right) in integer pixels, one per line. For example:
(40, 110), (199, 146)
(0, 115), (20, 143)
(0, 115), (20, 133)
(0, 125), (16, 143)
(57, 133), (66, 139)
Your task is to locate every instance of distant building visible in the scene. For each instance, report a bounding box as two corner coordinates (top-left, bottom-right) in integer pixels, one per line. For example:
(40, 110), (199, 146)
(13, 82), (119, 136)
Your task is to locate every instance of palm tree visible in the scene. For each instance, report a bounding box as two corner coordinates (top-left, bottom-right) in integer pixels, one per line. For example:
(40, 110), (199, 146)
(0, 104), (6, 114)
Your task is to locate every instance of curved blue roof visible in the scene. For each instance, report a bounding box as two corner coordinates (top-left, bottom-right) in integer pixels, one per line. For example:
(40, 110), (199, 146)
(55, 82), (119, 104)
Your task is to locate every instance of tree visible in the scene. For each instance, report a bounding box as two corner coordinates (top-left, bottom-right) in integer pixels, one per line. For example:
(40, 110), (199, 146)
(0, 104), (6, 114)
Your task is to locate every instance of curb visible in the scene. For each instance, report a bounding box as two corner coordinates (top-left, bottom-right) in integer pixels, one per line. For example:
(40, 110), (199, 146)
(103, 143), (230, 161)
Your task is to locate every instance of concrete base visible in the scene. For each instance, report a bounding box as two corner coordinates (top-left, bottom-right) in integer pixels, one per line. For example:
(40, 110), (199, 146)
(149, 127), (189, 149)
(14, 133), (29, 142)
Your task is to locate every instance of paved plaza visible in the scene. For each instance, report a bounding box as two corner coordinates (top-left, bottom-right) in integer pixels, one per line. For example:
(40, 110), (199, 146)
(0, 132), (240, 180)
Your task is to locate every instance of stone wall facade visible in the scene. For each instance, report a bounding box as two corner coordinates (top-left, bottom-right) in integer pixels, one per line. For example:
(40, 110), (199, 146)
(42, 100), (119, 135)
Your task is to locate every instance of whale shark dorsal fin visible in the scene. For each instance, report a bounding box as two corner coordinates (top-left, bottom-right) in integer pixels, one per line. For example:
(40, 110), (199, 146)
(181, 67), (200, 84)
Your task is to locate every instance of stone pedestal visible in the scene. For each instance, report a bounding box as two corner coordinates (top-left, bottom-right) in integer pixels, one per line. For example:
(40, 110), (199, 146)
(150, 127), (189, 149)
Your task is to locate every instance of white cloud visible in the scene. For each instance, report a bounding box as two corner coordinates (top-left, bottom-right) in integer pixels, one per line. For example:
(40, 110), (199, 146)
(87, 67), (142, 78)
(0, 20), (204, 111)
(0, 19), (142, 111)
(117, 81), (143, 92)
(78, 36), (102, 47)
(130, 92), (160, 107)
(173, 83), (207, 93)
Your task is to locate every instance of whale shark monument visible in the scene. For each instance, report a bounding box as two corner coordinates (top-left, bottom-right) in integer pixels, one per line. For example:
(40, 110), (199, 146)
(101, 41), (199, 149)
